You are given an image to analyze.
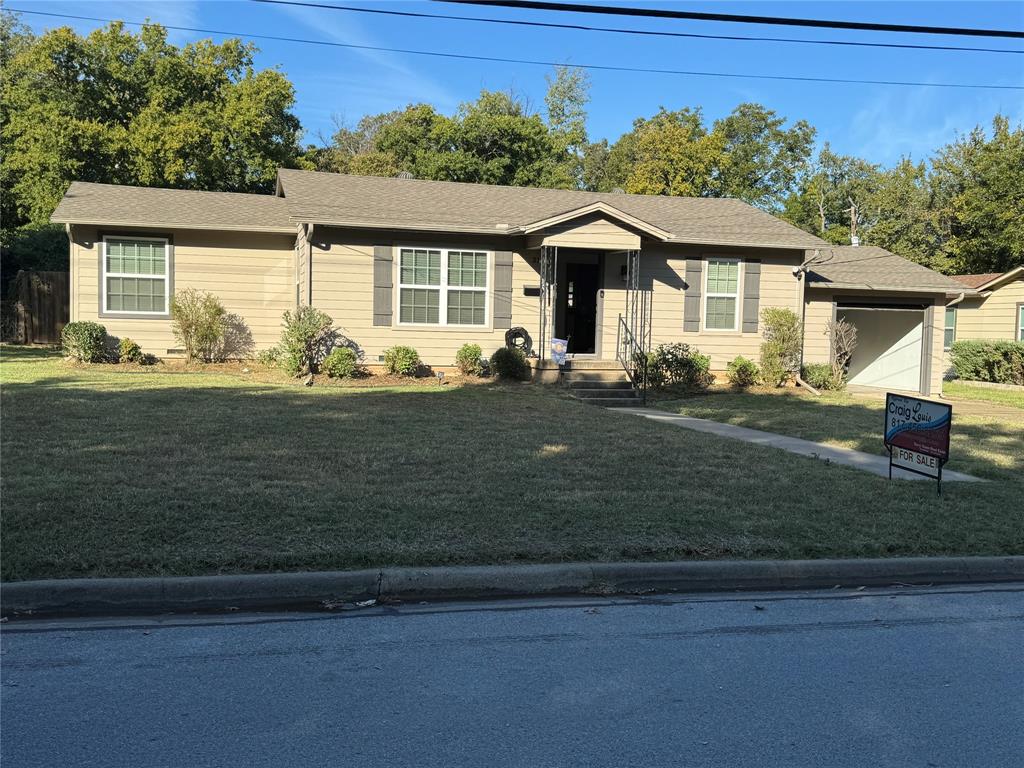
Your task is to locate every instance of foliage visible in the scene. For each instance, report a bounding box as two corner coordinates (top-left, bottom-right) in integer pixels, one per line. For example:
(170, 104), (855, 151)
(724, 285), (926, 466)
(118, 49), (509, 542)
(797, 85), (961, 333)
(545, 66), (591, 188)
(646, 343), (713, 391)
(170, 289), (227, 363)
(383, 345), (421, 376)
(280, 306), (335, 376)
(455, 343), (484, 376)
(0, 14), (305, 232)
(60, 321), (107, 362)
(0, 224), (67, 291)
(801, 363), (843, 391)
(489, 347), (531, 380)
(323, 346), (358, 379)
(759, 307), (803, 387)
(117, 337), (143, 364)
(257, 346), (281, 367)
(725, 356), (760, 389)
(825, 317), (857, 389)
(949, 340), (1024, 385)
(620, 108), (726, 197)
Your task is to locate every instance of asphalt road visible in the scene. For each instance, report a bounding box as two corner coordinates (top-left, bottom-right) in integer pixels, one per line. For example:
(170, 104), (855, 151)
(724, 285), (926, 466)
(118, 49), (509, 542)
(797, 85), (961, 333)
(3, 585), (1022, 767)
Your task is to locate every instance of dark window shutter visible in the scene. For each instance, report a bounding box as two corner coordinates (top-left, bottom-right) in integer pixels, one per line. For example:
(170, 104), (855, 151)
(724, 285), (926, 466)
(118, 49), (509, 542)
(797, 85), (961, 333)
(373, 245), (393, 327)
(742, 260), (761, 333)
(683, 259), (703, 332)
(493, 251), (513, 329)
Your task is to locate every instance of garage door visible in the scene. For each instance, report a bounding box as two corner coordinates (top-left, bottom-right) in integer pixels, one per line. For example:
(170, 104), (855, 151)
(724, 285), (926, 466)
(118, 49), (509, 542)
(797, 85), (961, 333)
(839, 308), (923, 391)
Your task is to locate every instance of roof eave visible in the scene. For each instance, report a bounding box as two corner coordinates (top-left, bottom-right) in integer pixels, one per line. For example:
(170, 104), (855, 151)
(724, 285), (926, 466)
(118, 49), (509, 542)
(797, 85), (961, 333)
(52, 216), (296, 234)
(520, 201), (673, 241)
(971, 265), (1024, 291)
(806, 280), (964, 295)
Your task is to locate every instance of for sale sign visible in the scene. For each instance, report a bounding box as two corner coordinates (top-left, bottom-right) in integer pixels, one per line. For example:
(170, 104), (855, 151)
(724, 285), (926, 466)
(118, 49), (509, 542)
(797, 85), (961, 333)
(884, 393), (952, 486)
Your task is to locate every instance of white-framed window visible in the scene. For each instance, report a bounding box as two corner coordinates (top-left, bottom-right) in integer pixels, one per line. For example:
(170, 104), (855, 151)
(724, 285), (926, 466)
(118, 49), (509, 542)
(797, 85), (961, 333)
(1017, 303), (1024, 342)
(703, 258), (740, 331)
(397, 247), (489, 327)
(944, 306), (957, 349)
(102, 236), (170, 315)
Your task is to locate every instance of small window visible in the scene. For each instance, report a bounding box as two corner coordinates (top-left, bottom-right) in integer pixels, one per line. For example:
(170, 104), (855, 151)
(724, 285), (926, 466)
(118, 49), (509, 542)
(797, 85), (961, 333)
(397, 248), (488, 326)
(704, 259), (740, 331)
(103, 237), (169, 314)
(944, 306), (957, 349)
(1018, 304), (1024, 342)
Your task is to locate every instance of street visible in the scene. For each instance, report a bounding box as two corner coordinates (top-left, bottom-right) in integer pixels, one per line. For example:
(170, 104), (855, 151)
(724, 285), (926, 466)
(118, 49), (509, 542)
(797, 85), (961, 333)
(2, 585), (1022, 767)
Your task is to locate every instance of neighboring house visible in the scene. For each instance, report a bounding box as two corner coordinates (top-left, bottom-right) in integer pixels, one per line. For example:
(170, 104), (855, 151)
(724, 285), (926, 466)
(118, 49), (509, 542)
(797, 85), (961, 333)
(50, 171), (965, 395)
(948, 267), (1024, 345)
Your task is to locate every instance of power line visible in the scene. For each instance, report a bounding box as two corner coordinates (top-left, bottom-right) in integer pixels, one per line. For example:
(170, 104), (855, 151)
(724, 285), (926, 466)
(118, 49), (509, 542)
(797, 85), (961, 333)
(441, 0), (1024, 40)
(8, 8), (1023, 92)
(248, 0), (1024, 55)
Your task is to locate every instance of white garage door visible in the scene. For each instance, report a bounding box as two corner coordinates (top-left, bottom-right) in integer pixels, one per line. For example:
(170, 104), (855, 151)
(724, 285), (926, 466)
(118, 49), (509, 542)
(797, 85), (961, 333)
(839, 308), (923, 391)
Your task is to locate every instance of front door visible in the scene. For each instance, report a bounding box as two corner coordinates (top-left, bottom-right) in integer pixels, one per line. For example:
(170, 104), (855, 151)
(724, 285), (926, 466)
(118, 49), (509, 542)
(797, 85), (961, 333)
(564, 262), (601, 354)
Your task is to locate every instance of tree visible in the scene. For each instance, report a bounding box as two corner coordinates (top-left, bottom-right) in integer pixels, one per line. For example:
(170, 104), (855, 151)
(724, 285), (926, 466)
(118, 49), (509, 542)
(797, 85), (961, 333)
(863, 159), (946, 271)
(711, 103), (814, 211)
(619, 108), (726, 197)
(545, 66), (591, 188)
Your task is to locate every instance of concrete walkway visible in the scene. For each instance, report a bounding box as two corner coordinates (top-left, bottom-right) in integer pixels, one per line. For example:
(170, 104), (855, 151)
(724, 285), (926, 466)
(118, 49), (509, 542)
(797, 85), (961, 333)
(613, 407), (984, 482)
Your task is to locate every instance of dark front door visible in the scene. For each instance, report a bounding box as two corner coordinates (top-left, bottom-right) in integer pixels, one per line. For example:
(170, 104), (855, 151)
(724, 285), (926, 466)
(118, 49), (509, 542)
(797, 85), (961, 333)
(564, 262), (601, 354)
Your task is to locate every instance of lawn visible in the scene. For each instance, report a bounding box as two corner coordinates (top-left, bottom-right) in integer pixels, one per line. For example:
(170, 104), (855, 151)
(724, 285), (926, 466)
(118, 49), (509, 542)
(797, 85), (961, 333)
(943, 380), (1024, 410)
(2, 347), (1022, 581)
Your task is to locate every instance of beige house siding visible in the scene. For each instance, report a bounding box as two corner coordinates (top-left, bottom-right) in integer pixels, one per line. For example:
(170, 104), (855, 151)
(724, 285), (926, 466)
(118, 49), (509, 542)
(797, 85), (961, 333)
(309, 228), (540, 366)
(804, 288), (946, 395)
(527, 213), (642, 251)
(69, 225), (295, 356)
(953, 277), (1024, 342)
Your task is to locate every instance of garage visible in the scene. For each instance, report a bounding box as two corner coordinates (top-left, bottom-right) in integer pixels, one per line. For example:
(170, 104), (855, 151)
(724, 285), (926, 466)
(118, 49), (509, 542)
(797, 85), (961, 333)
(837, 304), (927, 392)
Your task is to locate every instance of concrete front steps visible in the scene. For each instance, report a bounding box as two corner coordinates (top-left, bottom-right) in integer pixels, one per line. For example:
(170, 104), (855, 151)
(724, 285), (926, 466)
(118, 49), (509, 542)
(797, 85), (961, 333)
(561, 360), (640, 407)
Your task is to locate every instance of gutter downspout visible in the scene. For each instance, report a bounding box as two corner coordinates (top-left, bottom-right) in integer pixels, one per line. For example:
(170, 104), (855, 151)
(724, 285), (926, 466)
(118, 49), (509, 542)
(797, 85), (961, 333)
(794, 250), (819, 395)
(306, 223), (314, 307)
(65, 223), (74, 325)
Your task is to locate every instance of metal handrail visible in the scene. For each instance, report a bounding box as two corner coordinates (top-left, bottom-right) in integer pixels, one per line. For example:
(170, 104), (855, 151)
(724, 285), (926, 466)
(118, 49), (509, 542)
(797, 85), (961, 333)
(616, 314), (648, 405)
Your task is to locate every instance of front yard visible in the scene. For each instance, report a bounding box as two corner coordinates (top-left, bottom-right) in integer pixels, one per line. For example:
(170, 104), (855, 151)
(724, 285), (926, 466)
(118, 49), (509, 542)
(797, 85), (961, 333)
(2, 347), (1022, 581)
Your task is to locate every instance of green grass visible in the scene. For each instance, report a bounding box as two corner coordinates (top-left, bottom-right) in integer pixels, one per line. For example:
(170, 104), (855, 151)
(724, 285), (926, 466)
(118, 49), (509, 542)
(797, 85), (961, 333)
(2, 347), (1022, 581)
(944, 380), (1024, 410)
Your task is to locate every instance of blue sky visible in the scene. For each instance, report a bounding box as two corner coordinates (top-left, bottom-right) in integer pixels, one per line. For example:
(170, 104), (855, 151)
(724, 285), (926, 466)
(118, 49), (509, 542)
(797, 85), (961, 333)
(11, 0), (1024, 166)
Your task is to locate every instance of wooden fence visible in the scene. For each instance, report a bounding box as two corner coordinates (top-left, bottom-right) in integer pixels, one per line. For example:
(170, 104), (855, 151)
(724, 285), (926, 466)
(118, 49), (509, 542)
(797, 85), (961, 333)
(9, 271), (69, 344)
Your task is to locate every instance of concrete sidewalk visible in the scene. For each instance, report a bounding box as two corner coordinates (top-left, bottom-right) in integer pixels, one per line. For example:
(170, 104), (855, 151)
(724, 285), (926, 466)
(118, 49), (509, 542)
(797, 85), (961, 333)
(612, 407), (984, 482)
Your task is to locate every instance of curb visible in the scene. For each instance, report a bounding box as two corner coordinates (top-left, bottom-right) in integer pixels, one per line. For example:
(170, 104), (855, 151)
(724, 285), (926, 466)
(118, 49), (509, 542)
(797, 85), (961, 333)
(2, 556), (1022, 618)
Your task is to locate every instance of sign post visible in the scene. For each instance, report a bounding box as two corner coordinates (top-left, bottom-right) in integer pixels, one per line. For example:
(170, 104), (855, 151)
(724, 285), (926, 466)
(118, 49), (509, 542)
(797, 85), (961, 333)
(883, 393), (952, 494)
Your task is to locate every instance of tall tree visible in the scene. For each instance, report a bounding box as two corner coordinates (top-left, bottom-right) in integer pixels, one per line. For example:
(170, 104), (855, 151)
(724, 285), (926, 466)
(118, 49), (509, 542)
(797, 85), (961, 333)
(863, 159), (946, 271)
(545, 66), (591, 188)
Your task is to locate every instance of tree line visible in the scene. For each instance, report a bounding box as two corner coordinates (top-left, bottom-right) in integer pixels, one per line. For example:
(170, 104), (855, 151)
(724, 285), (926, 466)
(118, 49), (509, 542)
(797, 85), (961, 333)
(2, 13), (1021, 285)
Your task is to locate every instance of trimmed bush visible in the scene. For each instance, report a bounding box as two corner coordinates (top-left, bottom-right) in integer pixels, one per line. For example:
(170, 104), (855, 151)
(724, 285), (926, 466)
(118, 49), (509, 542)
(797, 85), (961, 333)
(726, 356), (759, 389)
(647, 343), (713, 391)
(489, 347), (531, 380)
(118, 337), (143, 364)
(383, 345), (421, 376)
(170, 288), (226, 363)
(323, 347), (358, 379)
(455, 343), (484, 376)
(280, 306), (335, 376)
(760, 307), (803, 387)
(801, 362), (844, 391)
(950, 340), (1024, 385)
(60, 321), (107, 362)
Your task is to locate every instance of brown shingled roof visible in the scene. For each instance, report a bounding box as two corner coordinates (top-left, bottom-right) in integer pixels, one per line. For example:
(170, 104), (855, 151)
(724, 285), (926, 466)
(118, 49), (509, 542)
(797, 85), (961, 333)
(275, 170), (827, 250)
(950, 272), (1003, 289)
(805, 246), (968, 294)
(51, 182), (294, 233)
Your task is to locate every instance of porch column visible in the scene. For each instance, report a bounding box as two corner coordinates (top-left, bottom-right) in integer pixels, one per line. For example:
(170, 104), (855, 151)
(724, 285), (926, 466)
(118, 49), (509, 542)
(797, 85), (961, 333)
(538, 245), (558, 360)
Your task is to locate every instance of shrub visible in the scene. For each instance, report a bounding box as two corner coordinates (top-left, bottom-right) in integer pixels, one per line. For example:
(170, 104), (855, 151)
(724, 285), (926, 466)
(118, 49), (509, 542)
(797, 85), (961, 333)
(118, 337), (143, 364)
(647, 343), (713, 391)
(760, 307), (803, 387)
(825, 317), (857, 386)
(383, 345), (421, 376)
(489, 346), (531, 380)
(257, 346), (281, 367)
(170, 289), (226, 363)
(726, 356), (759, 389)
(455, 343), (484, 376)
(323, 347), (358, 378)
(60, 321), (107, 362)
(280, 306), (335, 376)
(801, 362), (843, 391)
(950, 340), (1024, 385)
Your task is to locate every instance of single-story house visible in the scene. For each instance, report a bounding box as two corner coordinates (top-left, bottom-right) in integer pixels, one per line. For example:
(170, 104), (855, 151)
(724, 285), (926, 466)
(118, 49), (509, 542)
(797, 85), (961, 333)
(51, 170), (967, 395)
(947, 267), (1024, 345)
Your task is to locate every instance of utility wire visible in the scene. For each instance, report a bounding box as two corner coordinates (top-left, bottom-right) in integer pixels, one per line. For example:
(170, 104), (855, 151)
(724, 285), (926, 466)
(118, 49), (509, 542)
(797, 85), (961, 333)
(248, 0), (1024, 55)
(8, 8), (1023, 92)
(441, 0), (1024, 40)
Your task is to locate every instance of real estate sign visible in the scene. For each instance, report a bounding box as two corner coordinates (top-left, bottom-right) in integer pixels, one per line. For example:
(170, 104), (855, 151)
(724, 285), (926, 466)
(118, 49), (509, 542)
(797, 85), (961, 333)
(883, 393), (952, 486)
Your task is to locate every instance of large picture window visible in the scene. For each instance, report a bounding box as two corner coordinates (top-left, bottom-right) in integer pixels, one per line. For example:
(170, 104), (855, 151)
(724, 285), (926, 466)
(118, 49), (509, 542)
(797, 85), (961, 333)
(103, 237), (169, 315)
(398, 248), (488, 326)
(704, 258), (740, 331)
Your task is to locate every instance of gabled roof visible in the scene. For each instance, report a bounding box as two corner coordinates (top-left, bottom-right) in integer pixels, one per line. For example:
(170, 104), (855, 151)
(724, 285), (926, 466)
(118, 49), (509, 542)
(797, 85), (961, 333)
(519, 201), (672, 241)
(51, 182), (294, 233)
(275, 170), (826, 250)
(951, 266), (1023, 292)
(805, 246), (969, 294)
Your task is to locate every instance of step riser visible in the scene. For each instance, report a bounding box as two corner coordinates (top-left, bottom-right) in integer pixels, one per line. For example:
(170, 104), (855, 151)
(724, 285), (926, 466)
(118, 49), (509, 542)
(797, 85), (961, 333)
(561, 360), (626, 371)
(562, 379), (635, 390)
(563, 373), (632, 384)
(571, 390), (638, 399)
